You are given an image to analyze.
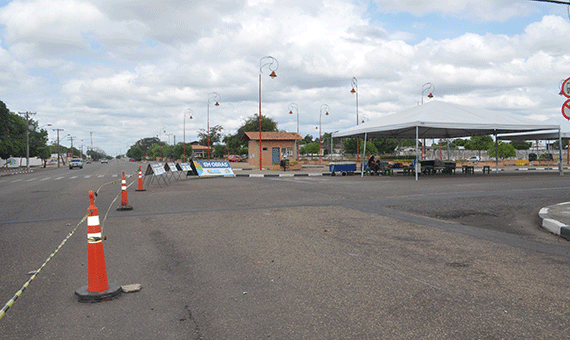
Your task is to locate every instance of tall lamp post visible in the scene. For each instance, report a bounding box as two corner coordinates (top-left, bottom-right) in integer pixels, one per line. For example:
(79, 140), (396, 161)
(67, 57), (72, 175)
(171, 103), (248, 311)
(319, 104), (330, 163)
(421, 83), (434, 159)
(207, 92), (220, 160)
(259, 56), (278, 170)
(288, 103), (299, 160)
(350, 77), (359, 162)
(184, 108), (193, 161)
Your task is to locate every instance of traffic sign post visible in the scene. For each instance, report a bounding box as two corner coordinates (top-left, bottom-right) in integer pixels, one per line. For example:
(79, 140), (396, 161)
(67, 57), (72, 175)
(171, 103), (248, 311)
(562, 99), (570, 120)
(562, 77), (570, 98)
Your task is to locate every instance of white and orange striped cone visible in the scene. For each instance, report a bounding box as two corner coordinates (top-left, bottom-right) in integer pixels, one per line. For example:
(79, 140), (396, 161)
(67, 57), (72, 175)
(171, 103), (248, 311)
(117, 170), (133, 211)
(135, 165), (145, 192)
(75, 190), (121, 303)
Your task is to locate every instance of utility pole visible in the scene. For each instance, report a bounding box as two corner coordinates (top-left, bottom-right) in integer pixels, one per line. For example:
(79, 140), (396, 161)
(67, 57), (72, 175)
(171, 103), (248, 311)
(90, 131), (93, 159)
(68, 136), (76, 158)
(52, 128), (64, 167)
(18, 111), (36, 171)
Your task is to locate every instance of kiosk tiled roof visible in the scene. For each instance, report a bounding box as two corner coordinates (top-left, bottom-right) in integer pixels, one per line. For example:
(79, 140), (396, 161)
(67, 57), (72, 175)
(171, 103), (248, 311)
(242, 132), (303, 141)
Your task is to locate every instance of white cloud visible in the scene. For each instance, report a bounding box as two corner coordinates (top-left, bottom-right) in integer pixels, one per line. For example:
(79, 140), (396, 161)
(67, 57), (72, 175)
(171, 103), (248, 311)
(374, 0), (537, 21)
(1, 0), (569, 155)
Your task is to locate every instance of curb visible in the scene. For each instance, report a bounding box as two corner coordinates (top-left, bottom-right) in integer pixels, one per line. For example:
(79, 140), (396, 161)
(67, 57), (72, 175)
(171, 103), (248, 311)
(538, 202), (570, 241)
(0, 169), (35, 177)
(235, 172), (331, 178)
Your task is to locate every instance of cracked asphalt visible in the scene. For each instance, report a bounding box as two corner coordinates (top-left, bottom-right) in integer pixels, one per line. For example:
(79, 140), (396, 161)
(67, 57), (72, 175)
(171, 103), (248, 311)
(1, 163), (569, 339)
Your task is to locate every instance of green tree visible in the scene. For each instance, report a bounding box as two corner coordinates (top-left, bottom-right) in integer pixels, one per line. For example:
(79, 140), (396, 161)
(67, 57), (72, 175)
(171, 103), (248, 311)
(37, 146), (51, 167)
(213, 144), (227, 158)
(198, 125), (224, 146)
(171, 143), (192, 161)
(454, 138), (469, 147)
(148, 144), (163, 159)
(220, 114), (278, 158)
(242, 115), (278, 133)
(371, 138), (398, 154)
(342, 138), (358, 154)
(130, 137), (164, 158)
(511, 140), (532, 150)
(303, 134), (313, 144)
(0, 102), (27, 159)
(161, 145), (176, 159)
(401, 139), (419, 147)
(300, 142), (320, 154)
(466, 135), (494, 158)
(126, 146), (143, 161)
(486, 141), (516, 159)
(360, 141), (378, 155)
(87, 148), (108, 161)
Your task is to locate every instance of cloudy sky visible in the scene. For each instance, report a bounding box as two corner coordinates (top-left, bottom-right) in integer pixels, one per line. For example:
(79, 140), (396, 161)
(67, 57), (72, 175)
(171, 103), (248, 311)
(1, 0), (570, 155)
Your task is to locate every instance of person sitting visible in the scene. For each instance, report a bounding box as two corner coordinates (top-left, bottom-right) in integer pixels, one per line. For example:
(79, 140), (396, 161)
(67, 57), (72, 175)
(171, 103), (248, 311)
(368, 155), (381, 175)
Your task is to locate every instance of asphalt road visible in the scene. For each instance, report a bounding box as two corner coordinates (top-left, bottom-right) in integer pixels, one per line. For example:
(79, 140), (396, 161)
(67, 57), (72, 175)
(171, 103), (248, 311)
(1, 161), (570, 339)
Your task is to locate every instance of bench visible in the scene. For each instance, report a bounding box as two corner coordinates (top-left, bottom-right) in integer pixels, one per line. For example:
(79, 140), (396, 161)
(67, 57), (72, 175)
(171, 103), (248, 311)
(403, 166), (415, 176)
(462, 165), (474, 175)
(482, 165), (491, 174)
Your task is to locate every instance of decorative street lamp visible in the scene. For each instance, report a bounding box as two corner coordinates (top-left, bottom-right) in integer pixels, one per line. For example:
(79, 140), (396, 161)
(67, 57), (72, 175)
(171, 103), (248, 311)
(207, 92), (221, 160)
(288, 103), (299, 160)
(319, 104), (330, 163)
(421, 83), (435, 159)
(421, 82), (434, 104)
(350, 77), (360, 161)
(259, 56), (278, 170)
(183, 108), (193, 161)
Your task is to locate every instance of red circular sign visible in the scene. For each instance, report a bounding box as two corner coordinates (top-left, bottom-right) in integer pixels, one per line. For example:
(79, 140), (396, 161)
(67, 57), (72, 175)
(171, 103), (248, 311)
(562, 99), (570, 120)
(562, 78), (570, 98)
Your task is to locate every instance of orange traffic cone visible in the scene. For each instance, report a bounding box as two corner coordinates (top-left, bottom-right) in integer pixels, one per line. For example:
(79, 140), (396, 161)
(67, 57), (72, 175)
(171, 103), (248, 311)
(135, 165), (145, 192)
(75, 190), (121, 302)
(117, 170), (133, 211)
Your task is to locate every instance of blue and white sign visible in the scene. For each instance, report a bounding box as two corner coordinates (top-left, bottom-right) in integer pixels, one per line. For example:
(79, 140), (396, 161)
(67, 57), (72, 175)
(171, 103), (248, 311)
(192, 160), (235, 177)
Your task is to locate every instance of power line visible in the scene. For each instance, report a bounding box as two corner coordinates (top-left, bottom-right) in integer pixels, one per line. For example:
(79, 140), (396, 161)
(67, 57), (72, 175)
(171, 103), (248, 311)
(530, 0), (570, 4)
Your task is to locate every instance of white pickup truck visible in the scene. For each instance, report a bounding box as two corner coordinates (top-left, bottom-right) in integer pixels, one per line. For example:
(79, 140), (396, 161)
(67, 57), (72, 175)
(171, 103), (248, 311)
(69, 158), (83, 169)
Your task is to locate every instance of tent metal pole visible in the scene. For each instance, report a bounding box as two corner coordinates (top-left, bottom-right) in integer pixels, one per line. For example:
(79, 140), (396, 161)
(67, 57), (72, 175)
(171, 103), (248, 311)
(495, 130), (499, 175)
(558, 129), (564, 176)
(415, 126), (419, 181)
(362, 133), (367, 177)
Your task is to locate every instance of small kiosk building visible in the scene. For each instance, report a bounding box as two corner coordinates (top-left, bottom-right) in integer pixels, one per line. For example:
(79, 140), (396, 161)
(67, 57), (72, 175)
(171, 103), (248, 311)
(242, 132), (303, 167)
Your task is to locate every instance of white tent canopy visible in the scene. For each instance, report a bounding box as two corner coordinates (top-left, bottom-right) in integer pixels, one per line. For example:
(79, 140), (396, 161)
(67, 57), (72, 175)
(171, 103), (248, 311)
(498, 117), (570, 141)
(332, 101), (563, 179)
(333, 101), (560, 140)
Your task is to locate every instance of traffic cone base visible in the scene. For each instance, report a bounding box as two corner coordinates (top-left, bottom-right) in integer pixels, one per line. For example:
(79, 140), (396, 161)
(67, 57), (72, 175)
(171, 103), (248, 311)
(75, 283), (122, 303)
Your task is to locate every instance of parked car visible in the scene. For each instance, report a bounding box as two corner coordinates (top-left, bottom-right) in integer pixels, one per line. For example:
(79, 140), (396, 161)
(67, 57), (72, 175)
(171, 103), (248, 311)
(101, 159), (108, 164)
(467, 156), (479, 162)
(69, 158), (83, 169)
(228, 155), (241, 162)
